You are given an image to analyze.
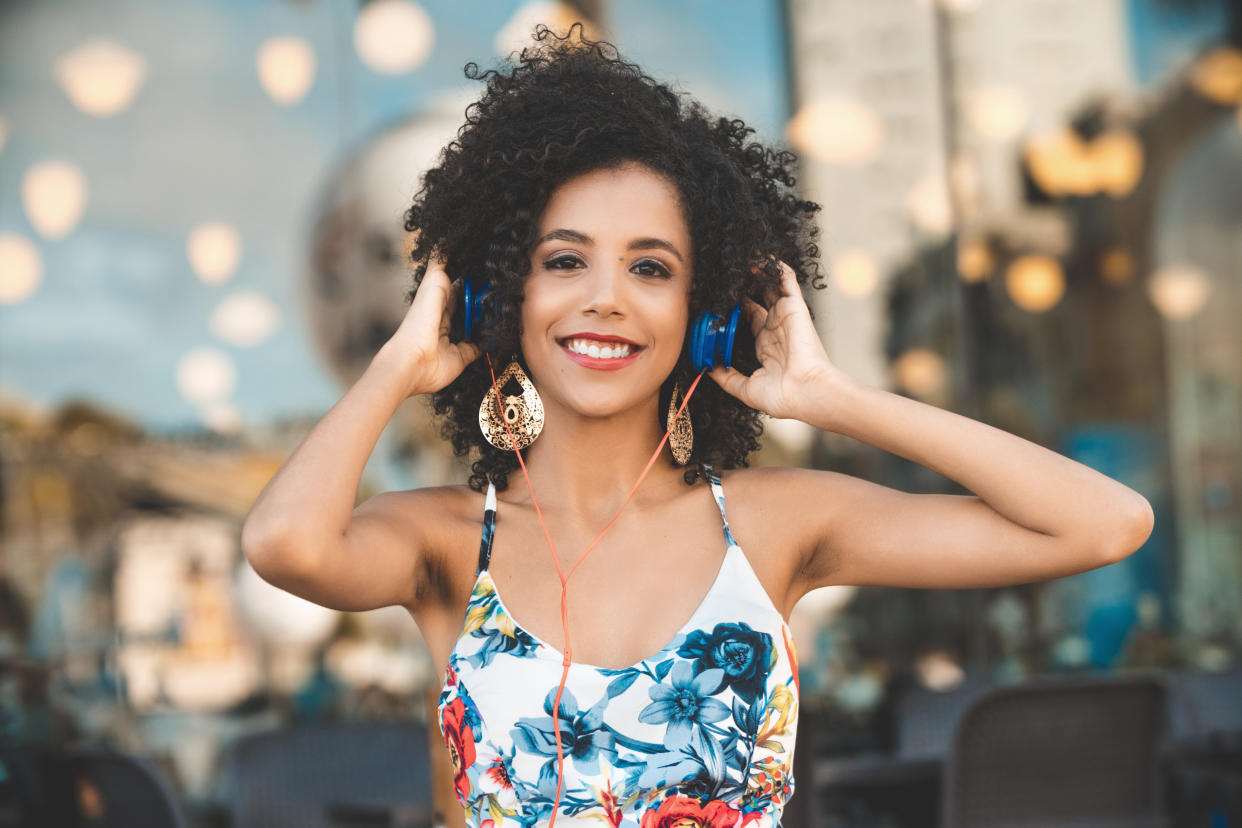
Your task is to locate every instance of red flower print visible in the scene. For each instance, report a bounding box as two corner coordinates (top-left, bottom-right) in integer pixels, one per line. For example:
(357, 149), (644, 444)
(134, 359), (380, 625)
(481, 756), (513, 794)
(441, 697), (476, 802)
(640, 794), (753, 828)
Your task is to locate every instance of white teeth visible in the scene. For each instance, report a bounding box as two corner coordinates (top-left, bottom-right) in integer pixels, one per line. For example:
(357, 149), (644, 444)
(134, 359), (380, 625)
(563, 338), (633, 358)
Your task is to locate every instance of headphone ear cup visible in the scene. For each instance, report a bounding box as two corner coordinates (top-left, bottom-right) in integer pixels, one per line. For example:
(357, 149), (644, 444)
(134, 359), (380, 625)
(688, 304), (742, 371)
(463, 280), (491, 343)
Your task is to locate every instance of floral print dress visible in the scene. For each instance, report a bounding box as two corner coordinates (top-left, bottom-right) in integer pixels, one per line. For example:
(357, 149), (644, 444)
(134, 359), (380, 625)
(437, 465), (799, 827)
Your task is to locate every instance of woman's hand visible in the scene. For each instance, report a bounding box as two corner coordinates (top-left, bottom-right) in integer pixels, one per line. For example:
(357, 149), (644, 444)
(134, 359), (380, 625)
(707, 261), (844, 422)
(374, 255), (482, 399)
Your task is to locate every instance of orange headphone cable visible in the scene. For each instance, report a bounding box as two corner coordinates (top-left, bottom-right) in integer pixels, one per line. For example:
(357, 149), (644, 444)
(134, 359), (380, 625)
(485, 352), (704, 826)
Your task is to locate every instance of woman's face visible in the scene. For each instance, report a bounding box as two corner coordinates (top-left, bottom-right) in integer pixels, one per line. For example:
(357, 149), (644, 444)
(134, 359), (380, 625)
(520, 161), (693, 419)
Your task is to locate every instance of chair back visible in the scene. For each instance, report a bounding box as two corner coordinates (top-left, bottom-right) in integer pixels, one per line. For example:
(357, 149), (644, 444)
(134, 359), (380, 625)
(1165, 666), (1242, 740)
(224, 721), (434, 828)
(70, 746), (191, 828)
(896, 677), (989, 759)
(942, 674), (1167, 828)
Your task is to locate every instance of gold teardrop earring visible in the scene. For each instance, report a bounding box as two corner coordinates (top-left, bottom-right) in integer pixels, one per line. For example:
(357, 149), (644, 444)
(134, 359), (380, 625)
(479, 358), (544, 450)
(666, 379), (693, 465)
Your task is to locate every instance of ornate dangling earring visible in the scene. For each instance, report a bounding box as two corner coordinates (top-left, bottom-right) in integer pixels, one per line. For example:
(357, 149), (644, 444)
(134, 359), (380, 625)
(666, 380), (693, 465)
(479, 358), (544, 450)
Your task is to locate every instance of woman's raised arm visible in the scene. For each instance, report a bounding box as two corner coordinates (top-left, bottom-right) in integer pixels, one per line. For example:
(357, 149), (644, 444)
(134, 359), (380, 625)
(240, 259), (479, 612)
(710, 261), (1154, 592)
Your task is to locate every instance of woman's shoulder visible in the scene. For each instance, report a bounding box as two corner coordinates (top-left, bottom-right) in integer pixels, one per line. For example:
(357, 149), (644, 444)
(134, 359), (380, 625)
(707, 466), (837, 600)
(715, 464), (854, 536)
(712, 464), (838, 500)
(369, 482), (489, 568)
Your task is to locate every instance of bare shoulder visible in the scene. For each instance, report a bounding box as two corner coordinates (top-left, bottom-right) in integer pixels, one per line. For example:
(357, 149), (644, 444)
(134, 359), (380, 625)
(710, 465), (843, 613)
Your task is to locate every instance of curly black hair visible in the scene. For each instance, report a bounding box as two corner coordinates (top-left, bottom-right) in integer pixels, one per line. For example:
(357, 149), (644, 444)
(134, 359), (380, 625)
(403, 24), (824, 493)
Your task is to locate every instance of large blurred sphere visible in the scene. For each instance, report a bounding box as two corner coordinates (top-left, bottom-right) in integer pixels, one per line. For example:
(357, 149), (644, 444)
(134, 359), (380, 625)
(303, 100), (466, 389)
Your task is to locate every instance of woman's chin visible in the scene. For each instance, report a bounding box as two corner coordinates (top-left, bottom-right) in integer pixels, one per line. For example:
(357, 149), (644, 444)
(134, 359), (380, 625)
(549, 391), (657, 423)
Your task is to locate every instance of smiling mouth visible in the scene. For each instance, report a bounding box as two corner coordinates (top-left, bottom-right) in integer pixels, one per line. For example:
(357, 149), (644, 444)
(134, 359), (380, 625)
(556, 337), (644, 360)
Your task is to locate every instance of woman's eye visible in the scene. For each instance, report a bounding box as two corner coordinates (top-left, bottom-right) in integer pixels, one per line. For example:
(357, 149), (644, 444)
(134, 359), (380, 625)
(544, 255), (583, 270)
(633, 259), (671, 278)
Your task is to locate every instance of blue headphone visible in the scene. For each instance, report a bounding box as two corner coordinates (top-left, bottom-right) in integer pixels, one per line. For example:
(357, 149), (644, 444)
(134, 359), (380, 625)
(463, 280), (741, 372)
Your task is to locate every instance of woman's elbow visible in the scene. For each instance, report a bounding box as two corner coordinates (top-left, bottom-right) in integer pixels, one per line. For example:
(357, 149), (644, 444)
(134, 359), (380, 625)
(1100, 494), (1155, 564)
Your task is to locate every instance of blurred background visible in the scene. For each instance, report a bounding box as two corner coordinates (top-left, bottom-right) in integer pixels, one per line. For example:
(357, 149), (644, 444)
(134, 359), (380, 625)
(1, 0), (1240, 826)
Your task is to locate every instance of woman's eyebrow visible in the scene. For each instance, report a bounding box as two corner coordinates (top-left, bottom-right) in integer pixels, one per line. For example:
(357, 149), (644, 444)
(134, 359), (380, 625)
(535, 228), (684, 262)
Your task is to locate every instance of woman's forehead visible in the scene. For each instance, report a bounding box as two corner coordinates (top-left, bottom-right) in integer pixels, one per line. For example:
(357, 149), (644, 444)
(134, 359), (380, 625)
(536, 163), (690, 241)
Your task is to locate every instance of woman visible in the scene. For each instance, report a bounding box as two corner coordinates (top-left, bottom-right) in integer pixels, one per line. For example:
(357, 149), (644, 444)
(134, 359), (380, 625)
(242, 25), (1154, 828)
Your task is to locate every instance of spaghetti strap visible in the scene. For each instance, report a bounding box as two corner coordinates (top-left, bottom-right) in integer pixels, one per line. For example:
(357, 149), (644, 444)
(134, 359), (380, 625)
(477, 480), (497, 574)
(701, 464), (739, 548)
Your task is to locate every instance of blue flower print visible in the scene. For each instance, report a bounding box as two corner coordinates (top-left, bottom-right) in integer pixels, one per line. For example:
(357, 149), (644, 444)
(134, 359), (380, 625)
(466, 622), (540, 670)
(638, 661), (729, 750)
(511, 687), (616, 775)
(678, 622), (773, 704)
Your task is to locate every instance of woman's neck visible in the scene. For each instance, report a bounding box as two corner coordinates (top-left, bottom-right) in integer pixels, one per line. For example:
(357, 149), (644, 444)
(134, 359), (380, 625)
(510, 399), (689, 523)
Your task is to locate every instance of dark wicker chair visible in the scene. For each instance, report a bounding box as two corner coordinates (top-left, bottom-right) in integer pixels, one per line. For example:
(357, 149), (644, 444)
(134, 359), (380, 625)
(790, 678), (987, 827)
(1166, 666), (1242, 740)
(69, 746), (192, 828)
(942, 674), (1168, 828)
(1163, 667), (1242, 826)
(895, 677), (991, 761)
(220, 721), (435, 828)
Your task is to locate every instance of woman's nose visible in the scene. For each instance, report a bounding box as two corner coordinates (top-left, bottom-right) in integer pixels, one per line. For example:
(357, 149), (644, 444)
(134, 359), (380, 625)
(582, 261), (626, 316)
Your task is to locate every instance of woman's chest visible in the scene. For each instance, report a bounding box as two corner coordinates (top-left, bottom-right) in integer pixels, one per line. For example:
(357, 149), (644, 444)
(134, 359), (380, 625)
(437, 576), (801, 825)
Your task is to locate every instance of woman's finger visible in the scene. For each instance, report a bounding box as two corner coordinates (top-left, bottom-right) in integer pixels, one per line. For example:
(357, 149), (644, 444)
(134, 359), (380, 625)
(455, 340), (482, 365)
(742, 296), (767, 337)
(707, 364), (748, 401)
(776, 260), (800, 298)
(440, 276), (465, 336)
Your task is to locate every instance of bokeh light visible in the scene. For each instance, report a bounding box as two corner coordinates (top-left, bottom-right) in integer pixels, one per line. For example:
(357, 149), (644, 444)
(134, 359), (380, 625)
(1006, 255), (1065, 312)
(354, 0), (434, 75)
(893, 348), (947, 398)
(956, 238), (993, 283)
(1149, 264), (1210, 319)
(1025, 129), (1142, 198)
(964, 84), (1029, 142)
(22, 161), (88, 239)
(787, 98), (884, 165)
(209, 291), (281, 347)
(905, 169), (954, 236)
(176, 347), (236, 404)
(1190, 46), (1242, 105)
(0, 233), (43, 304)
(256, 36), (317, 105)
(1025, 128), (1093, 197)
(187, 223), (242, 284)
(915, 649), (966, 691)
(54, 39), (147, 116)
(1100, 248), (1135, 285)
(1091, 130), (1144, 197)
(832, 248), (879, 297)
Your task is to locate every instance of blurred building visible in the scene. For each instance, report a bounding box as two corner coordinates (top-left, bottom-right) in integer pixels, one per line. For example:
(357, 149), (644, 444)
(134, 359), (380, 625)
(780, 0), (1241, 711)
